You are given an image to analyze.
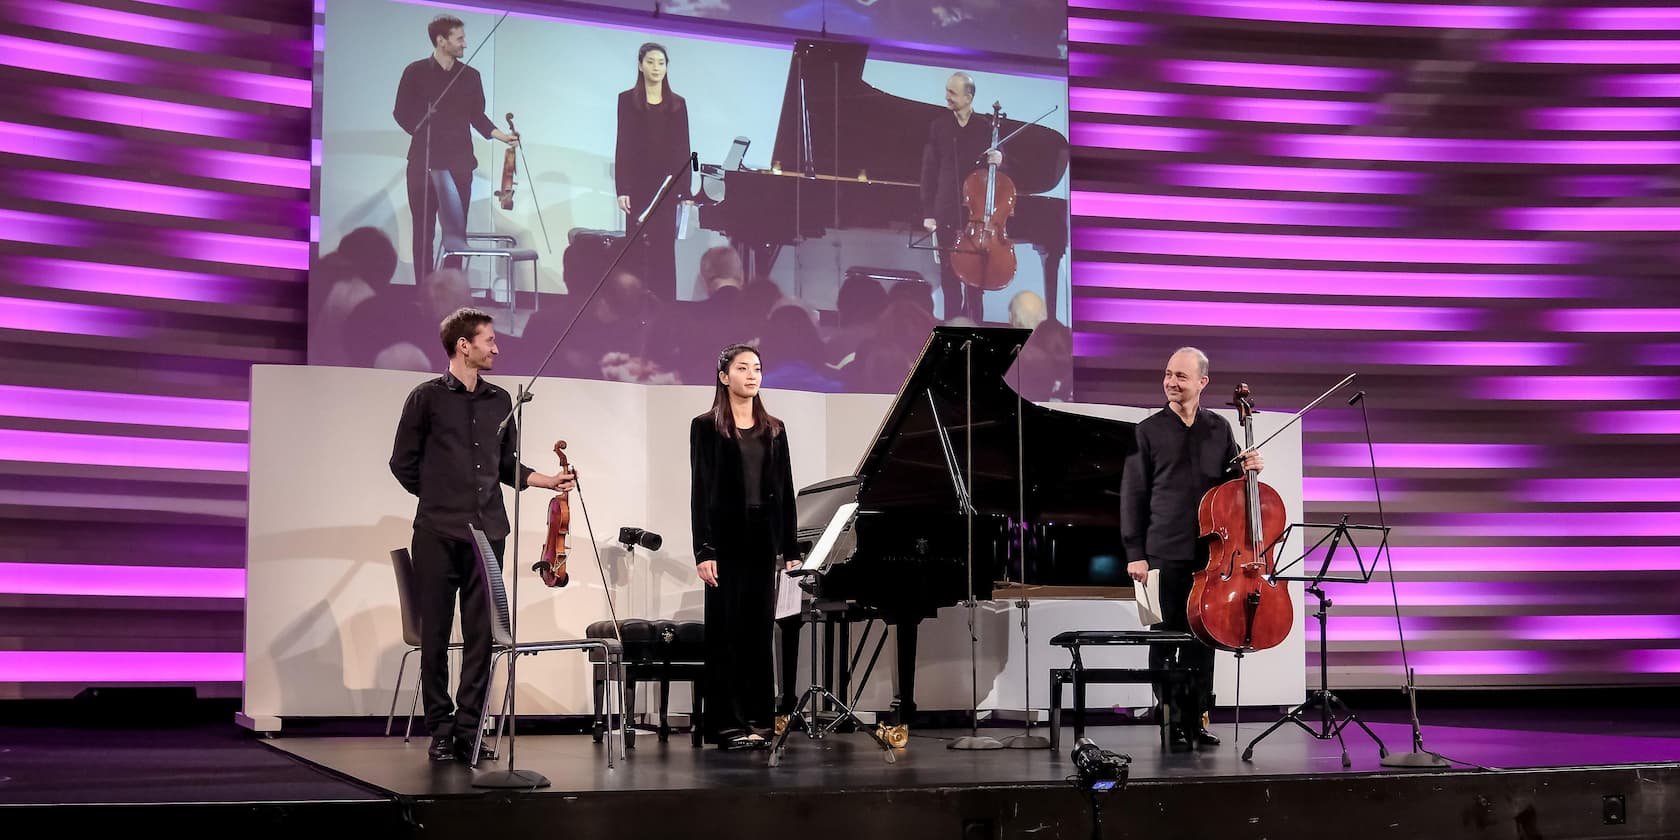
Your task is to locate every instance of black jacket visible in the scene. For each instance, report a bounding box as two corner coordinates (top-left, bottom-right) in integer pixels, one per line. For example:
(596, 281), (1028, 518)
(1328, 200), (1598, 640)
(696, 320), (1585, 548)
(615, 89), (692, 206)
(689, 415), (797, 566)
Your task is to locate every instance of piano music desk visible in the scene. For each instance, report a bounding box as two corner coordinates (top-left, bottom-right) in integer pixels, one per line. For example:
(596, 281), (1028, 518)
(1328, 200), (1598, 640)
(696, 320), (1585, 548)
(1047, 629), (1197, 752)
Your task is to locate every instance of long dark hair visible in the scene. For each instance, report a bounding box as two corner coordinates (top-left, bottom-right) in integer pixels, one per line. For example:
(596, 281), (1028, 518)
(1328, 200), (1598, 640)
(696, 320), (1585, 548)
(632, 42), (676, 110)
(707, 343), (782, 438)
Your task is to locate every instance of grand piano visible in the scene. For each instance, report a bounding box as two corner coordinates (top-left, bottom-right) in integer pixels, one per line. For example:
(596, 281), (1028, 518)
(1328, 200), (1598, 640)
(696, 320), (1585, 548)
(698, 40), (1071, 318)
(798, 326), (1136, 724)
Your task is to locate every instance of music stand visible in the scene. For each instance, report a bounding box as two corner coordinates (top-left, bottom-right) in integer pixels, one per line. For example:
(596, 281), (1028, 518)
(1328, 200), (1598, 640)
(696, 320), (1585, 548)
(1240, 516), (1391, 767)
(767, 501), (897, 768)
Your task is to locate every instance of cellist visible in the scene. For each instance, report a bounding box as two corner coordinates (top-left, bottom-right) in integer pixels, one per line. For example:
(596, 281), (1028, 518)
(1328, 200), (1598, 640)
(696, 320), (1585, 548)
(1119, 348), (1265, 752)
(919, 71), (1003, 322)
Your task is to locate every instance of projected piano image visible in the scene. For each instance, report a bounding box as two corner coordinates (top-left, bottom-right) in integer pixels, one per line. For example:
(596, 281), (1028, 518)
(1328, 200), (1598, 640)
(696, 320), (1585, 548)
(698, 40), (1070, 319)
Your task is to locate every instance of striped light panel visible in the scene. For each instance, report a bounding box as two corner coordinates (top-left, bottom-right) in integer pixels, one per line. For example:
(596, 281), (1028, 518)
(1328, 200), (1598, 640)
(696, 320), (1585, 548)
(1070, 0), (1680, 688)
(0, 0), (309, 696)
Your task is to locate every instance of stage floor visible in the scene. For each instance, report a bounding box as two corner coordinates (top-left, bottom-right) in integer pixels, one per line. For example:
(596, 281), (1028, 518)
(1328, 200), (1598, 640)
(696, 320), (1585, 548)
(265, 716), (1680, 798)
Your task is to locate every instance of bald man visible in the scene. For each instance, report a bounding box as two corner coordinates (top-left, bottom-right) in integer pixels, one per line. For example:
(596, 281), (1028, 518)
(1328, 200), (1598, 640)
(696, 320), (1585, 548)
(920, 71), (1003, 322)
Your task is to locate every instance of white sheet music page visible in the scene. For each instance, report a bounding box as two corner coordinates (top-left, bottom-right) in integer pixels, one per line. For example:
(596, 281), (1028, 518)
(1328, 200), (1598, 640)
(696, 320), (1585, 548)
(774, 569), (802, 620)
(1135, 568), (1163, 626)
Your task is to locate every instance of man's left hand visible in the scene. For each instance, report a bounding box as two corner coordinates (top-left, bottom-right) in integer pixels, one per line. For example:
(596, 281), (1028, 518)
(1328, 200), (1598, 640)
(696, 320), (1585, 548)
(1241, 450), (1264, 474)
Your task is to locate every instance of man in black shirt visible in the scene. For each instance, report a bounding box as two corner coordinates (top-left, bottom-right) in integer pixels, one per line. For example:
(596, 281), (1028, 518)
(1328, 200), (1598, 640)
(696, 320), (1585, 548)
(1120, 347), (1264, 751)
(389, 307), (573, 763)
(392, 15), (518, 284)
(920, 71), (1003, 322)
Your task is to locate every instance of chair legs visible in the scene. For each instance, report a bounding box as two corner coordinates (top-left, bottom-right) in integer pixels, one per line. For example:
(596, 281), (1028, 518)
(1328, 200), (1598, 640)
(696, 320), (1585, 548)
(386, 647), (418, 736)
(471, 646), (628, 770)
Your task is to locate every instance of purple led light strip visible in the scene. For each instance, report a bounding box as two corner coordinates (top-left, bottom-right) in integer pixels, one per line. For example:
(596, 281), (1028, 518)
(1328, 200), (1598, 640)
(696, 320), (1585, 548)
(1156, 162), (1424, 195)
(34, 0), (310, 67)
(0, 651), (242, 683)
(0, 429), (248, 472)
(0, 121), (308, 189)
(13, 171), (306, 226)
(1073, 228), (1579, 264)
(1306, 442), (1542, 469)
(1578, 411), (1680, 435)
(1501, 207), (1680, 232)
(1528, 107), (1680, 133)
(1073, 298), (1479, 331)
(1268, 133), (1680, 166)
(0, 563), (245, 598)
(0, 34), (309, 108)
(0, 209), (306, 270)
(0, 385), (248, 431)
(1162, 0), (1534, 30)
(1162, 59), (1386, 93)
(0, 256), (292, 305)
(1547, 309), (1680, 332)
(1521, 479), (1680, 503)
(1500, 40), (1680, 65)
(1072, 191), (1402, 227)
(1326, 546), (1680, 573)
(1071, 262), (1588, 299)
(1476, 376), (1680, 401)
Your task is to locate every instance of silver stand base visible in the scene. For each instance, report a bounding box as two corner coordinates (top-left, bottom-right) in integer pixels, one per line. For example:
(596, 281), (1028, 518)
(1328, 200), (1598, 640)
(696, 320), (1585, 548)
(1381, 750), (1450, 768)
(949, 735), (1005, 750)
(471, 768), (552, 789)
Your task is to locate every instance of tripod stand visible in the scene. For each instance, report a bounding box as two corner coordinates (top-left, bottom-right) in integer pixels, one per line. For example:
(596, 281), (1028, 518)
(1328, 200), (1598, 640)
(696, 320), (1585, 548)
(1241, 519), (1389, 767)
(768, 571), (896, 768)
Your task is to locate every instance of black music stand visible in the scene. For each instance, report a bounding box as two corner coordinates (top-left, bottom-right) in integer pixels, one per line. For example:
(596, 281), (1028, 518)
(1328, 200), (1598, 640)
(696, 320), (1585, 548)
(1240, 516), (1391, 767)
(767, 501), (897, 768)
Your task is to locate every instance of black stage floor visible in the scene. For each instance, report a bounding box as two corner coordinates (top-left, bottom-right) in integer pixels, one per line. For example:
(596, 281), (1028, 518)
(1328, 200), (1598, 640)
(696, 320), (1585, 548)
(7, 705), (1679, 839)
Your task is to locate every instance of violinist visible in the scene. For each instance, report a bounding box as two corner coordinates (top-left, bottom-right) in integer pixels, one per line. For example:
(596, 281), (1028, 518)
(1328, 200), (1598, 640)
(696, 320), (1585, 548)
(393, 14), (518, 284)
(919, 71), (1003, 322)
(1119, 348), (1264, 752)
(615, 42), (692, 304)
(389, 307), (574, 764)
(689, 344), (798, 750)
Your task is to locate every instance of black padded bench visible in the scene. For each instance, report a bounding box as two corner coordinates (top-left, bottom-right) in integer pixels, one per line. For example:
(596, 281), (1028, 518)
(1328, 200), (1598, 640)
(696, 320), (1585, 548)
(585, 619), (705, 748)
(1048, 629), (1197, 752)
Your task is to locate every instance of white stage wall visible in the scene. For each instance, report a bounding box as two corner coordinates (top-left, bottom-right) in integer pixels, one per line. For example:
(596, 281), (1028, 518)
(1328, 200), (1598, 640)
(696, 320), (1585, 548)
(242, 365), (1303, 727)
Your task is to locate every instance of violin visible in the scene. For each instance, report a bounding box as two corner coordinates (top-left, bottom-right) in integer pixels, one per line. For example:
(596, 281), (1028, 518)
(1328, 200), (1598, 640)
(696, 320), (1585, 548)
(948, 101), (1018, 292)
(494, 111), (519, 211)
(532, 439), (571, 588)
(1187, 384), (1293, 653)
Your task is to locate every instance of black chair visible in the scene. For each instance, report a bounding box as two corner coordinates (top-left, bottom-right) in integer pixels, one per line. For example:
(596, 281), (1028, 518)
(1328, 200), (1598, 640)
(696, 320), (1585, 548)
(385, 547), (461, 739)
(465, 526), (627, 768)
(429, 169), (539, 318)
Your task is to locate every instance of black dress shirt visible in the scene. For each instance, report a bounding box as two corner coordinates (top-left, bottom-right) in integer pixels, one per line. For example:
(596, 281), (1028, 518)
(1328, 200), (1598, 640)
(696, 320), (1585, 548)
(392, 56), (497, 172)
(1120, 406), (1241, 570)
(919, 110), (1008, 227)
(390, 371), (534, 542)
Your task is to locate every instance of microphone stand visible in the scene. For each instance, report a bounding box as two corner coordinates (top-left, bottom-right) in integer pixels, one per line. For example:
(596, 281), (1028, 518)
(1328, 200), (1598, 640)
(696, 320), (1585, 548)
(472, 149), (696, 788)
(1357, 389), (1449, 769)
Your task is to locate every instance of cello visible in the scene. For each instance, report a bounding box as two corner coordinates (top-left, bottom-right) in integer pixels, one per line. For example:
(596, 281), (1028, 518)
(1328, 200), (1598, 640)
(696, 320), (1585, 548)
(947, 101), (1017, 292)
(1187, 384), (1293, 653)
(532, 440), (572, 588)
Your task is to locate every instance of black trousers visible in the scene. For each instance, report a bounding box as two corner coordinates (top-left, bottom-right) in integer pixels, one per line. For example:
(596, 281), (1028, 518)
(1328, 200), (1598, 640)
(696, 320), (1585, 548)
(775, 612), (802, 716)
(623, 201), (677, 304)
(1148, 563), (1216, 729)
(703, 506), (776, 741)
(936, 223), (985, 322)
(411, 528), (502, 741)
(407, 163), (473, 285)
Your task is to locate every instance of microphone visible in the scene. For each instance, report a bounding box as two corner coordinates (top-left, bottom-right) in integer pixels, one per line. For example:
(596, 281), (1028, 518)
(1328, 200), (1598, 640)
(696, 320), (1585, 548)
(1347, 390), (1366, 406)
(690, 151), (698, 172)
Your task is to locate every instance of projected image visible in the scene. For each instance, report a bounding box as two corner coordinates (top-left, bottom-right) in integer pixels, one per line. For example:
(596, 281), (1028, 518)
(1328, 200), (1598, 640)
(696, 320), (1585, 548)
(312, 0), (1071, 397)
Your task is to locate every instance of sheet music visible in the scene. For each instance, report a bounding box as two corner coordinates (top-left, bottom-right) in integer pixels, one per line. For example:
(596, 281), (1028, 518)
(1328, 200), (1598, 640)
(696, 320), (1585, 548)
(1135, 568), (1163, 626)
(774, 569), (801, 620)
(677, 200), (691, 240)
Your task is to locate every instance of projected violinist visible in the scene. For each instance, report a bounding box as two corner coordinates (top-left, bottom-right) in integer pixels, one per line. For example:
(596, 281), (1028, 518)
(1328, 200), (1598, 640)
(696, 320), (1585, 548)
(393, 14), (518, 284)
(1119, 347), (1265, 753)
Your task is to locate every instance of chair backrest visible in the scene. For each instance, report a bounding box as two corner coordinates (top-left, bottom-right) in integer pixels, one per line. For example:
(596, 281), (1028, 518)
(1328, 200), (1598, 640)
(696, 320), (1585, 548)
(389, 548), (423, 647)
(428, 169), (470, 252)
(467, 525), (516, 649)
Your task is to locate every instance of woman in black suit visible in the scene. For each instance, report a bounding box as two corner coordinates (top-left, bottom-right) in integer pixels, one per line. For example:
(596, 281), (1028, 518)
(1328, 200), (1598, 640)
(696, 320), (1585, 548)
(615, 42), (691, 304)
(690, 343), (798, 749)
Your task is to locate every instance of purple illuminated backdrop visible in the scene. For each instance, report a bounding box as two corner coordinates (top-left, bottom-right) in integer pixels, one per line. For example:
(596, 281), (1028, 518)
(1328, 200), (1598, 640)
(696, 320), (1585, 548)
(1071, 0), (1680, 688)
(0, 0), (309, 696)
(3, 0), (1678, 697)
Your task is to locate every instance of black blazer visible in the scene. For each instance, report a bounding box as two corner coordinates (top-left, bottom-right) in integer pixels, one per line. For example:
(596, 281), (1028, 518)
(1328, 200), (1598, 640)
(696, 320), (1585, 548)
(615, 89), (691, 206)
(689, 415), (798, 566)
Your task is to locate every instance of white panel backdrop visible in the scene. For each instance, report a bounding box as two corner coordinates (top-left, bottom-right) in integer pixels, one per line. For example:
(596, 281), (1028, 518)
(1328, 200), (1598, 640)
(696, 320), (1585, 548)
(242, 365), (1303, 727)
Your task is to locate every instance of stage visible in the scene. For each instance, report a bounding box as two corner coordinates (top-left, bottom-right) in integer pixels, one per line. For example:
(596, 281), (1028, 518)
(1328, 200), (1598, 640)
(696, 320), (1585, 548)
(7, 702), (1678, 839)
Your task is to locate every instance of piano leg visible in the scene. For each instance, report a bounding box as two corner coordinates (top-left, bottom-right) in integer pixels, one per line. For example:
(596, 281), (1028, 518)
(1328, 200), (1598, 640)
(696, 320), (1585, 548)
(1035, 243), (1066, 324)
(890, 619), (920, 726)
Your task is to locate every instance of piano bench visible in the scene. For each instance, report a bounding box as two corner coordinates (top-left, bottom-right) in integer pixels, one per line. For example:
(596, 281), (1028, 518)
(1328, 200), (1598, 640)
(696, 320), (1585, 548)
(1047, 630), (1199, 753)
(585, 619), (706, 748)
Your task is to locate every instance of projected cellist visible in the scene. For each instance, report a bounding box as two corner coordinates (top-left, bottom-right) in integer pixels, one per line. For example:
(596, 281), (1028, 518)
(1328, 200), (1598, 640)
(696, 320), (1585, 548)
(919, 71), (1003, 322)
(1119, 348), (1265, 753)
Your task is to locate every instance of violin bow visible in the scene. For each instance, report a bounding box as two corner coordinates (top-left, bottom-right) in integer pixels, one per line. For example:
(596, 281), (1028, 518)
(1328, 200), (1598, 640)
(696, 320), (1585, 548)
(565, 473), (624, 643)
(508, 119), (555, 254)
